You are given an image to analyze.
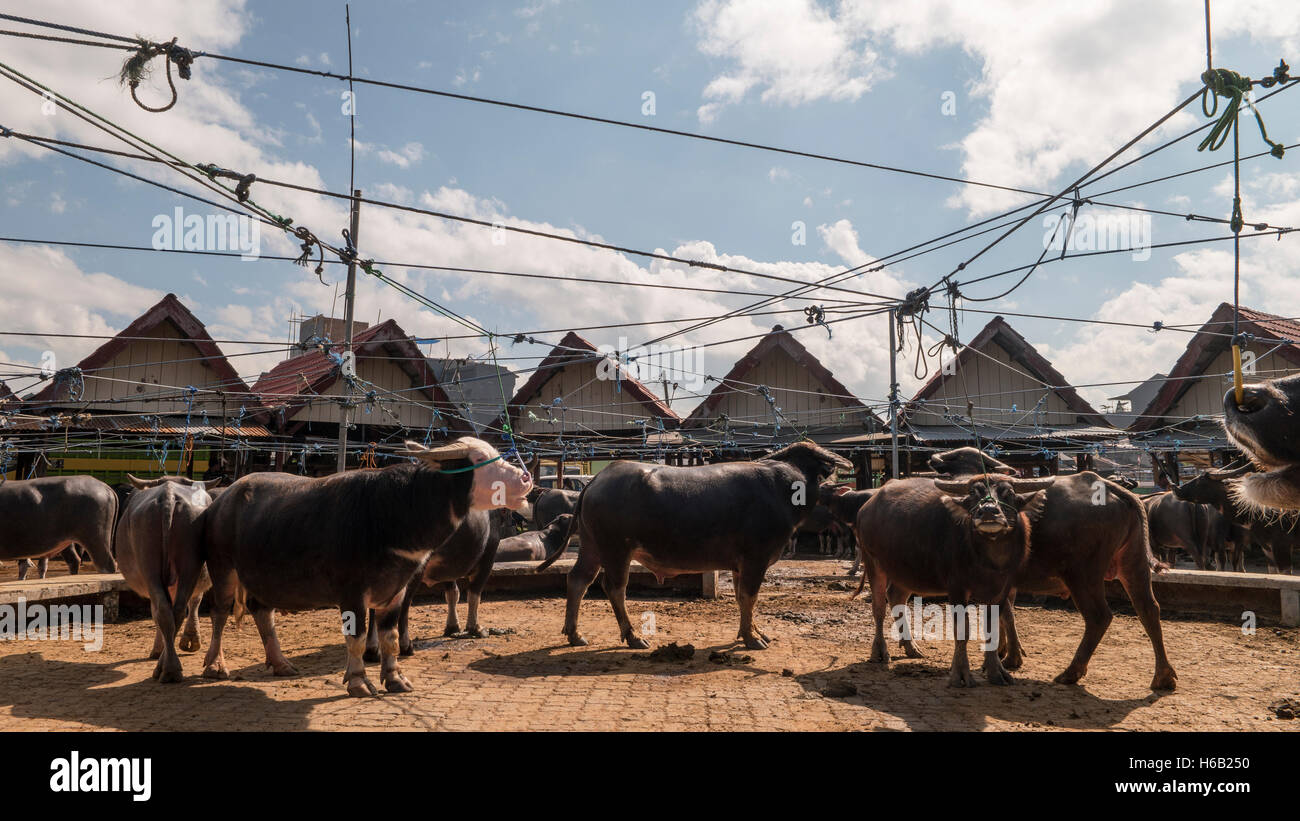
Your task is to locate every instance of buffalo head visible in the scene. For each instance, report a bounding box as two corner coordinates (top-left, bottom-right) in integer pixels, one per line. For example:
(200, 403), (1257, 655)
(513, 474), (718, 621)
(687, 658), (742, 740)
(929, 447), (1016, 477)
(125, 474), (225, 491)
(933, 474), (1052, 537)
(403, 437), (533, 512)
(765, 440), (853, 484)
(1221, 373), (1300, 512)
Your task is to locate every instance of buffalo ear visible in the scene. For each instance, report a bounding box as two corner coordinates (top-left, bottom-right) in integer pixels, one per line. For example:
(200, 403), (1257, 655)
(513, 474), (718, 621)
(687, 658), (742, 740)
(939, 494), (969, 524)
(1016, 490), (1048, 523)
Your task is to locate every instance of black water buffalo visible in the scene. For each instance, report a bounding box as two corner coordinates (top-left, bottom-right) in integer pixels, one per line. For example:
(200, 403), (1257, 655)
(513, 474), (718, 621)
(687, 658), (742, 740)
(925, 449), (1176, 690)
(15, 546), (86, 580)
(1174, 470), (1297, 574)
(855, 473), (1050, 686)
(1143, 492), (1216, 569)
(928, 447), (1017, 478)
(537, 440), (852, 650)
(363, 507), (513, 659)
(495, 513), (574, 562)
(0, 476), (118, 574)
(530, 487), (580, 530)
(1221, 374), (1300, 512)
(116, 475), (219, 682)
(200, 437), (532, 697)
(784, 503), (846, 558)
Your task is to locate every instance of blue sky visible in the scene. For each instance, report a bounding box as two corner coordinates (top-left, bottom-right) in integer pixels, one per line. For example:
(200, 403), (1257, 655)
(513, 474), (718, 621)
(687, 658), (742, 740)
(3, 0), (1300, 417)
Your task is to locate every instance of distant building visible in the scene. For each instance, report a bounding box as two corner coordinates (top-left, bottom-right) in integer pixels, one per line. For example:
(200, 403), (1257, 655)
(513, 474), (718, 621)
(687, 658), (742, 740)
(1105, 373), (1165, 429)
(428, 359), (516, 434)
(1130, 303), (1300, 485)
(13, 293), (268, 481)
(683, 324), (882, 454)
(903, 315), (1116, 475)
(254, 318), (470, 472)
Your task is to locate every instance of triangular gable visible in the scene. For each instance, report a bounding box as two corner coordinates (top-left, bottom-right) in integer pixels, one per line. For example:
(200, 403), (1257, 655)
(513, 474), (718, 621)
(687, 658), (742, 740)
(253, 318), (470, 432)
(683, 325), (879, 428)
(29, 293), (255, 405)
(1131, 302), (1300, 431)
(503, 331), (679, 431)
(909, 315), (1108, 426)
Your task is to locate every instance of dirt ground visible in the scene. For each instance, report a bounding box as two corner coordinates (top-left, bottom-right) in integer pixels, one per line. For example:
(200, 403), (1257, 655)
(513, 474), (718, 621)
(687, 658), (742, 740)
(0, 560), (1297, 731)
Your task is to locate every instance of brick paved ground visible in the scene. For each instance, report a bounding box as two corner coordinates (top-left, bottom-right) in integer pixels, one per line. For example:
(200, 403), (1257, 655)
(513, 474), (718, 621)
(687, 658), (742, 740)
(0, 561), (1296, 731)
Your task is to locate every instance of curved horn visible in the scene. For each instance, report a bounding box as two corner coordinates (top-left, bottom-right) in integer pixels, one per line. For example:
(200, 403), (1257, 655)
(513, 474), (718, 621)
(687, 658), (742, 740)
(1209, 457), (1255, 479)
(1009, 476), (1055, 492)
(125, 473), (152, 490)
(933, 478), (972, 495)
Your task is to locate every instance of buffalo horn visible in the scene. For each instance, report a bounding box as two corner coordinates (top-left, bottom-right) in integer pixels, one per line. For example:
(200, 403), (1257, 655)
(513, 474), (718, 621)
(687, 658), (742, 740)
(1209, 457), (1255, 479)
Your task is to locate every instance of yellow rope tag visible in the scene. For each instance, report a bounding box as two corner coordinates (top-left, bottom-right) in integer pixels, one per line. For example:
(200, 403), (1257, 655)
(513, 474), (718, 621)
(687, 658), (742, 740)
(1232, 343), (1245, 404)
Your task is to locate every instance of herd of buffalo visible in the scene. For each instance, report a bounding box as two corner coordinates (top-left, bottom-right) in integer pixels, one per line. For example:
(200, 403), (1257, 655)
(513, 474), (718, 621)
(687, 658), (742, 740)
(1, 374), (1299, 697)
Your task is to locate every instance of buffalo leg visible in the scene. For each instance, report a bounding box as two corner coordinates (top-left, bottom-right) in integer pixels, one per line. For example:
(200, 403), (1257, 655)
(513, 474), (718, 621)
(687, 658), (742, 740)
(734, 561), (772, 650)
(562, 550), (602, 647)
(603, 560), (649, 650)
(178, 591), (203, 653)
(16, 558), (31, 580)
(997, 592), (1024, 670)
(462, 547), (496, 639)
(377, 600), (413, 694)
(948, 599), (975, 687)
(147, 580), (184, 683)
(341, 597), (378, 697)
(148, 626), (166, 660)
(441, 582), (462, 636)
(363, 609), (381, 663)
(1117, 566), (1177, 691)
(200, 563), (239, 680)
(249, 603), (298, 676)
(398, 575), (421, 656)
(887, 586), (923, 658)
(1054, 573), (1112, 686)
(866, 561), (892, 664)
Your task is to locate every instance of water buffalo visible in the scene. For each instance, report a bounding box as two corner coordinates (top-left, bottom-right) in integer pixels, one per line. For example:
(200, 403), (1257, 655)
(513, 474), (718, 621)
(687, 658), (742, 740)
(0, 475), (118, 574)
(1174, 470), (1297, 574)
(15, 546), (86, 580)
(926, 449), (1176, 690)
(363, 506), (514, 660)
(116, 475), (218, 683)
(783, 503), (846, 558)
(530, 487), (580, 530)
(855, 473), (1051, 686)
(1221, 374), (1300, 511)
(495, 513), (574, 562)
(200, 437), (532, 697)
(1143, 492), (1215, 569)
(537, 440), (852, 650)
(928, 447), (1017, 478)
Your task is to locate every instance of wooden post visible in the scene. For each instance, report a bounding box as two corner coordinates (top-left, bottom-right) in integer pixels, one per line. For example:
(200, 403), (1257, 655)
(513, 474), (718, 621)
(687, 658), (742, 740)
(336, 189), (362, 474)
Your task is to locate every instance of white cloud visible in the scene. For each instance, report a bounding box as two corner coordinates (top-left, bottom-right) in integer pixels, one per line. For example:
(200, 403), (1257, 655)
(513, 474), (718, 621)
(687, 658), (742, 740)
(376, 142), (426, 168)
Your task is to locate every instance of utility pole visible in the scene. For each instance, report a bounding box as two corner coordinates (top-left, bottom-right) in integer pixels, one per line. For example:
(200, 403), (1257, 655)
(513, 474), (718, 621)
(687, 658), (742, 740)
(888, 308), (900, 480)
(336, 189), (362, 473)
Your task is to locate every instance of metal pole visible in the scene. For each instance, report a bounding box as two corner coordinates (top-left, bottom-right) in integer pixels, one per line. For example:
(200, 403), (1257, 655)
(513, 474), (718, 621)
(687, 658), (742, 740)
(336, 189), (361, 473)
(888, 309), (899, 480)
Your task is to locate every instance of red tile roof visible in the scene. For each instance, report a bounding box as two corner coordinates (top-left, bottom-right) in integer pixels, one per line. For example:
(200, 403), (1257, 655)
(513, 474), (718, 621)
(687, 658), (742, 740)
(28, 293), (256, 408)
(1130, 302), (1300, 431)
(253, 318), (470, 432)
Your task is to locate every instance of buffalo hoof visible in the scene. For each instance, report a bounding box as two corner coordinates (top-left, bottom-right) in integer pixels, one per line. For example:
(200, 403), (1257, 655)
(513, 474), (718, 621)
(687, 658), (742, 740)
(566, 633), (589, 647)
(1001, 652), (1024, 671)
(362, 647), (381, 664)
(901, 641), (925, 659)
(741, 635), (769, 651)
(202, 660), (229, 680)
(868, 639), (890, 665)
(382, 671), (414, 693)
(442, 625), (461, 637)
(1150, 668), (1177, 692)
(465, 626), (485, 639)
(399, 642), (415, 657)
(155, 661), (184, 684)
(1053, 668), (1084, 686)
(178, 633), (201, 653)
(346, 675), (379, 698)
(269, 660), (299, 677)
(624, 635), (651, 650)
(948, 667), (976, 688)
(147, 649), (163, 661)
(983, 660), (1014, 686)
